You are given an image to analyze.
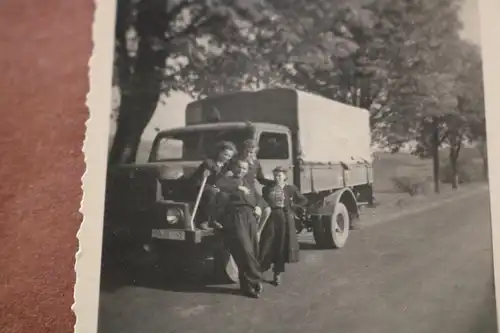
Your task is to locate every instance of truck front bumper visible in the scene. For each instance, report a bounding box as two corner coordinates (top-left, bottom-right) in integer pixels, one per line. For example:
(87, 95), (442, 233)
(150, 228), (219, 245)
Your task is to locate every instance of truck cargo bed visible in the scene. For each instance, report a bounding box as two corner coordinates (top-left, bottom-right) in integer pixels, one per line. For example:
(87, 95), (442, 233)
(186, 88), (372, 165)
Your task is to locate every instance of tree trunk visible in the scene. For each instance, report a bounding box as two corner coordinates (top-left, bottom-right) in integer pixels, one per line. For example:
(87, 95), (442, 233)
(449, 147), (459, 189)
(448, 133), (462, 189)
(450, 154), (459, 189)
(108, 37), (165, 166)
(108, 0), (172, 166)
(431, 117), (440, 194)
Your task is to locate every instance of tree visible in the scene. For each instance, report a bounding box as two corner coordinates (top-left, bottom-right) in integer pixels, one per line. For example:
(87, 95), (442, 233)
(256, 0), (469, 163)
(445, 41), (485, 187)
(180, 0), (367, 100)
(283, 0), (468, 194)
(398, 71), (458, 193)
(405, 39), (484, 190)
(278, 1), (385, 110)
(109, 0), (271, 166)
(371, 0), (466, 193)
(109, 0), (373, 166)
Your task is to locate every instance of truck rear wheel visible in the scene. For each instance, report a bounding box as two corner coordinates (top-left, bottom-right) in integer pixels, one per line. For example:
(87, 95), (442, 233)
(213, 248), (239, 284)
(312, 202), (350, 249)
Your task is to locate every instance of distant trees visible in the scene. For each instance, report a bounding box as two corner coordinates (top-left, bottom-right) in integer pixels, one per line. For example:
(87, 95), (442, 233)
(109, 0), (487, 193)
(403, 39), (485, 191)
(272, 0), (485, 193)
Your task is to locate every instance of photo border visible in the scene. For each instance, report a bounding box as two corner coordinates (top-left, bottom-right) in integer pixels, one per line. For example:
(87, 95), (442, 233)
(75, 0), (500, 331)
(479, 0), (500, 324)
(74, 0), (117, 332)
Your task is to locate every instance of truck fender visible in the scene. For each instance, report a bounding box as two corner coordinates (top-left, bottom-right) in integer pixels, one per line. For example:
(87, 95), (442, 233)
(309, 187), (359, 220)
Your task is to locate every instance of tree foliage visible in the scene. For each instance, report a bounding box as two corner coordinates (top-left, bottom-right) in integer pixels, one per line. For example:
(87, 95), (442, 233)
(402, 37), (485, 189)
(110, 0), (273, 165)
(109, 0), (486, 193)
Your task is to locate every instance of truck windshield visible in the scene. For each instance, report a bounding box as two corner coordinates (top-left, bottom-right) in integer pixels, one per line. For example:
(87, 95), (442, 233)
(152, 128), (253, 162)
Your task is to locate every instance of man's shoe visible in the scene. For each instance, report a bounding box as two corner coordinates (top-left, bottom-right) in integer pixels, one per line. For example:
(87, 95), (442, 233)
(245, 289), (260, 299)
(240, 283), (259, 299)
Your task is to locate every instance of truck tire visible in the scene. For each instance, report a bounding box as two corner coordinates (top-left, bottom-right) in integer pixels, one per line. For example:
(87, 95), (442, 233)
(312, 202), (350, 249)
(213, 248), (239, 284)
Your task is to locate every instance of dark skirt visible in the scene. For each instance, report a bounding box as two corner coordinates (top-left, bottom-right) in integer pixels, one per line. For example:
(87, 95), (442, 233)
(258, 208), (300, 273)
(222, 205), (262, 289)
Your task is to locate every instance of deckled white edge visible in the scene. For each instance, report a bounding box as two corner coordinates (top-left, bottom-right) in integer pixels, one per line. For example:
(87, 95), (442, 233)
(73, 0), (117, 332)
(480, 0), (500, 329)
(71, 0), (500, 331)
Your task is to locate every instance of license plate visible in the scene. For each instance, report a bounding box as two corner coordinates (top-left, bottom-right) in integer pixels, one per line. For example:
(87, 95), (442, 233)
(151, 229), (186, 241)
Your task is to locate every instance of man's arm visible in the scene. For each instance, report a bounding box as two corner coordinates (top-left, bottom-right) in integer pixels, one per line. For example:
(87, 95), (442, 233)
(255, 161), (274, 186)
(215, 176), (239, 193)
(290, 185), (308, 207)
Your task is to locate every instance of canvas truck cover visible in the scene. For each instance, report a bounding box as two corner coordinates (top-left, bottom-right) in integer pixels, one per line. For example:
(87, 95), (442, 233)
(295, 91), (372, 164)
(185, 88), (372, 164)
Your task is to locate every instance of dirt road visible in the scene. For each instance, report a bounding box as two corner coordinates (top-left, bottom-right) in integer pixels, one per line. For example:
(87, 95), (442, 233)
(98, 189), (496, 333)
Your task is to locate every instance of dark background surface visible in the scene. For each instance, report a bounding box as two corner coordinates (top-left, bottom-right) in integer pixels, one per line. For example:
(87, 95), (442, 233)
(0, 0), (93, 332)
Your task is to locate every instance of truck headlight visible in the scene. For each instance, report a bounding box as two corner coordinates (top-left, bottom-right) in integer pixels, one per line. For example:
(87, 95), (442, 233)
(166, 208), (183, 224)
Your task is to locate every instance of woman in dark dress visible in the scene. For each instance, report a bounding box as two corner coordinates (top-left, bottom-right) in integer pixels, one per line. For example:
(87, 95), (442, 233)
(189, 141), (237, 230)
(216, 159), (270, 298)
(258, 166), (308, 286)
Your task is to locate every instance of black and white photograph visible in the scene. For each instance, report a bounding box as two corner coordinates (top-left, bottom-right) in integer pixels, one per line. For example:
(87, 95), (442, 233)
(79, 0), (498, 332)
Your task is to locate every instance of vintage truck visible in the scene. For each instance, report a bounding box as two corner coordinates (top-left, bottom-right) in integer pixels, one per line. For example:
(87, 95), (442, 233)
(105, 87), (374, 281)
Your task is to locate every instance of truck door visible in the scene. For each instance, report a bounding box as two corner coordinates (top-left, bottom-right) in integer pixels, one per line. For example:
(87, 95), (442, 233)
(255, 130), (293, 191)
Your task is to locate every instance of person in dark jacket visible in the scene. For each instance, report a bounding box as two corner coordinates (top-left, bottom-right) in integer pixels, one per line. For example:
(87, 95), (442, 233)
(216, 159), (271, 298)
(258, 166), (308, 286)
(238, 139), (274, 187)
(189, 141), (237, 230)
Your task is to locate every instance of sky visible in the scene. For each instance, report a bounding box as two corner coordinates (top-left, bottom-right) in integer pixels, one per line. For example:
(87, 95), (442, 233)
(460, 0), (481, 44)
(118, 0), (482, 160)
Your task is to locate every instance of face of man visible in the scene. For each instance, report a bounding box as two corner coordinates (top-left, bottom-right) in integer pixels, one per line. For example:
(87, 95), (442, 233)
(233, 160), (249, 179)
(245, 147), (258, 161)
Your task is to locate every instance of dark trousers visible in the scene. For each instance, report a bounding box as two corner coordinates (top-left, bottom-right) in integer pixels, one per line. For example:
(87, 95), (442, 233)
(223, 206), (262, 290)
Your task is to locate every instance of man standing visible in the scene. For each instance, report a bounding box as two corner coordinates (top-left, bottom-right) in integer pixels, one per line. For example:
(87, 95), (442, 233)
(216, 159), (270, 298)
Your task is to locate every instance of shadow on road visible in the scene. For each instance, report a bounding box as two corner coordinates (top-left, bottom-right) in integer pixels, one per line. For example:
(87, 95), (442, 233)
(99, 248), (244, 297)
(130, 270), (241, 296)
(299, 242), (320, 250)
(99, 234), (352, 296)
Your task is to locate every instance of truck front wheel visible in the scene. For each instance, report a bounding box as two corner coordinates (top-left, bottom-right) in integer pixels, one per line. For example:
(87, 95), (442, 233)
(312, 202), (350, 249)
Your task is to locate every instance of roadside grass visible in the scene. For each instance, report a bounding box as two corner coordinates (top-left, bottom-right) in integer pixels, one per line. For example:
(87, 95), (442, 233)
(370, 147), (487, 215)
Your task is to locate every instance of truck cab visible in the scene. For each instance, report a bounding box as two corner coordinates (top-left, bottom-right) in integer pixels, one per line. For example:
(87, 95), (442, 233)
(147, 121), (293, 230)
(104, 121), (294, 282)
